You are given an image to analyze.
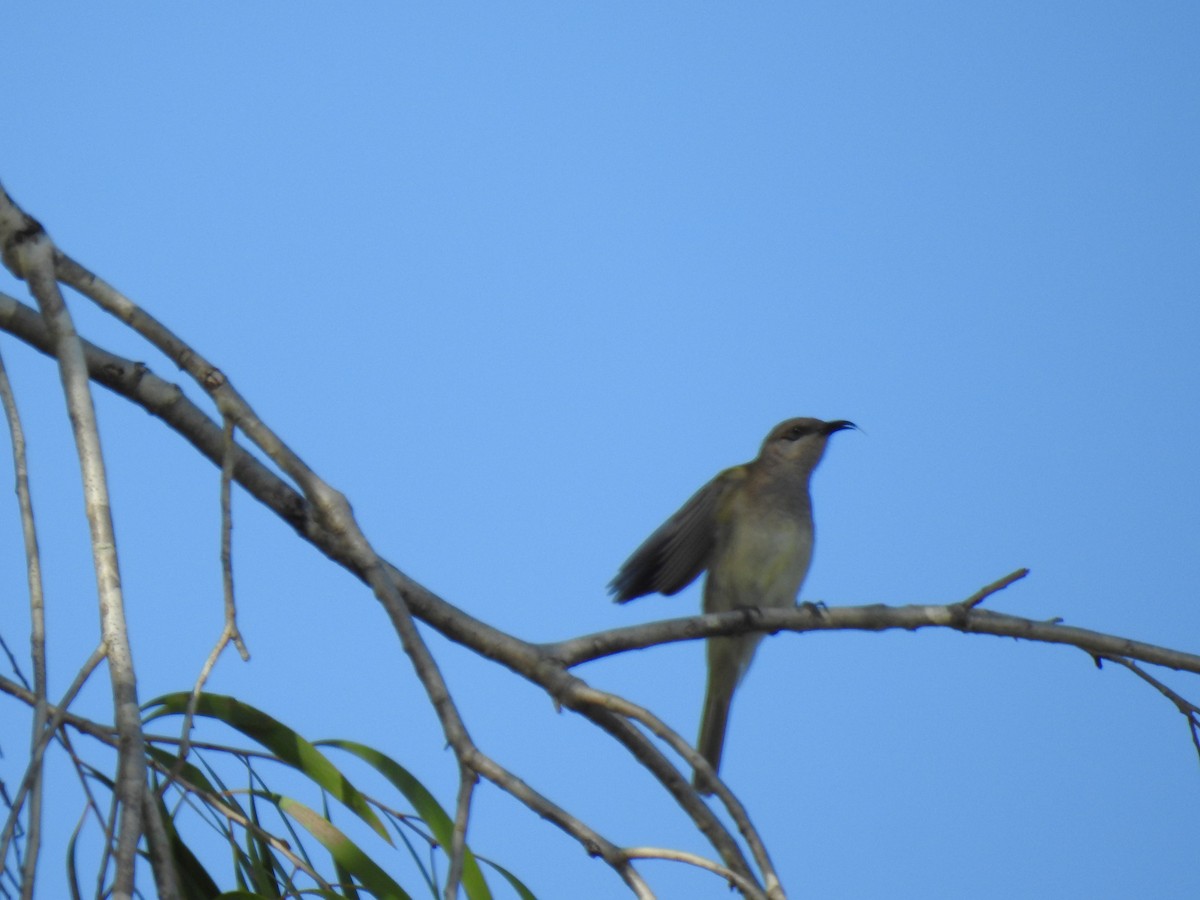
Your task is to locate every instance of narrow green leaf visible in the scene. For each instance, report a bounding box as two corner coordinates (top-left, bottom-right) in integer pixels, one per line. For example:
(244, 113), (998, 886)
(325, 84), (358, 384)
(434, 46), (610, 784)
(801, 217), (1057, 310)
(145, 692), (391, 843)
(324, 792), (362, 900)
(149, 786), (222, 900)
(277, 795), (413, 900)
(319, 740), (494, 900)
(383, 812), (439, 897)
(477, 857), (538, 900)
(66, 812), (85, 900)
(146, 744), (230, 803)
(245, 789), (284, 897)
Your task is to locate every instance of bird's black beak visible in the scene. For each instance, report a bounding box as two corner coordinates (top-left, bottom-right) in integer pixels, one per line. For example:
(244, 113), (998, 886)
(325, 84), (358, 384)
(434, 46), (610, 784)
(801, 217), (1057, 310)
(824, 420), (857, 435)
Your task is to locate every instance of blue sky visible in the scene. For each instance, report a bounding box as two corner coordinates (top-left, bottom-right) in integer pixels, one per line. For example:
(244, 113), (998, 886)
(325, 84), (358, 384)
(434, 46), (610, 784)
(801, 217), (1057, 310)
(2, 4), (1198, 898)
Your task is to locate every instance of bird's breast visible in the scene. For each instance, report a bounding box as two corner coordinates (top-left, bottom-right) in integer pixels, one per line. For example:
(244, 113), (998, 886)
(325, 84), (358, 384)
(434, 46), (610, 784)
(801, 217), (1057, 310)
(704, 509), (814, 613)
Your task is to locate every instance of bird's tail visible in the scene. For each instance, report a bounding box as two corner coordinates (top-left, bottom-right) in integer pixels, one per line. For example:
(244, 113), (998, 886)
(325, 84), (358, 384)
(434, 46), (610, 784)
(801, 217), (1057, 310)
(693, 639), (743, 795)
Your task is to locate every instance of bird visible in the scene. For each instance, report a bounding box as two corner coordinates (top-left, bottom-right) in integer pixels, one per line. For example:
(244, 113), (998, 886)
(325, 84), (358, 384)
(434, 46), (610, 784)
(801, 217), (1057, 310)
(610, 417), (855, 793)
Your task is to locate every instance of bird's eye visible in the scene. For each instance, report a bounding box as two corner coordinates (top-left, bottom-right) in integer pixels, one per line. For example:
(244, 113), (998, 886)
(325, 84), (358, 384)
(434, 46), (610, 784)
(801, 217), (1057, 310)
(786, 425), (808, 441)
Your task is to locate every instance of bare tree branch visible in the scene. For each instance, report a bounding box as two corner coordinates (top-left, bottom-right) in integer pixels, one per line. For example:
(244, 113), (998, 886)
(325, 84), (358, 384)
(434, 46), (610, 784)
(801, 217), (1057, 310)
(0, 287), (659, 893)
(51, 253), (708, 893)
(624, 846), (764, 895)
(139, 792), (180, 900)
(445, 766), (475, 900)
(55, 250), (521, 890)
(563, 681), (781, 897)
(545, 600), (1200, 674)
(4, 279), (1200, 895)
(0, 215), (1198, 897)
(0, 186), (148, 898)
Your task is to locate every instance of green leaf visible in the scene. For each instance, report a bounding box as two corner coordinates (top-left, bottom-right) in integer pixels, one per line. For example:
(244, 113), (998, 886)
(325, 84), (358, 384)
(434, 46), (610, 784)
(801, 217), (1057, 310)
(324, 792), (362, 900)
(145, 692), (391, 843)
(146, 744), (227, 800)
(149, 786), (222, 900)
(277, 795), (413, 900)
(319, 740), (492, 900)
(477, 857), (538, 900)
(66, 813), (85, 900)
(244, 787), (286, 897)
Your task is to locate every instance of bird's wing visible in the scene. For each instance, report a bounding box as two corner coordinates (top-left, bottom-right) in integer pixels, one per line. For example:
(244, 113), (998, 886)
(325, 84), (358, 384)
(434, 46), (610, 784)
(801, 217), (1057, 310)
(609, 466), (745, 603)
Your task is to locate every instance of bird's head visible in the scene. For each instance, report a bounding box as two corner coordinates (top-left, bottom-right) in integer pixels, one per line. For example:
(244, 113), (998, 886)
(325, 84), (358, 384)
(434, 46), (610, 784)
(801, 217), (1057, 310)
(759, 417), (856, 472)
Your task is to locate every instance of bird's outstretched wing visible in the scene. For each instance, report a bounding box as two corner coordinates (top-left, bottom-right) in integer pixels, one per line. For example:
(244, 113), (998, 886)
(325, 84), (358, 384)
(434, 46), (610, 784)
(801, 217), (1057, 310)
(609, 466), (744, 603)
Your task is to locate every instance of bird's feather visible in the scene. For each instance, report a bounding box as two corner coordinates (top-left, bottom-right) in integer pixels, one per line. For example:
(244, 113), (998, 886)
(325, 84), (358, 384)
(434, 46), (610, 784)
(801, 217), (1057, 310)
(609, 466), (745, 603)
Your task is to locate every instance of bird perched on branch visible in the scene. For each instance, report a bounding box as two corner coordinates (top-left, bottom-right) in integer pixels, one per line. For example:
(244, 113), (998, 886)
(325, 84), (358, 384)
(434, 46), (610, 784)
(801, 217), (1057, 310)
(610, 417), (855, 793)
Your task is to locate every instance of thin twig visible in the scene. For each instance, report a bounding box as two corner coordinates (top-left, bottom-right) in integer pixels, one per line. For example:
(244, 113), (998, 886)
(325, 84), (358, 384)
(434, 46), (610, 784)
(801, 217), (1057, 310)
(220, 416), (250, 662)
(154, 771), (332, 891)
(549, 686), (763, 893)
(0, 349), (47, 900)
(567, 682), (781, 898)
(170, 417), (251, 781)
(95, 789), (118, 900)
(0, 646), (106, 869)
(61, 733), (111, 836)
(624, 846), (762, 895)
(0, 678), (333, 899)
(0, 633), (30, 689)
(1096, 654), (1200, 763)
(960, 568), (1029, 608)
